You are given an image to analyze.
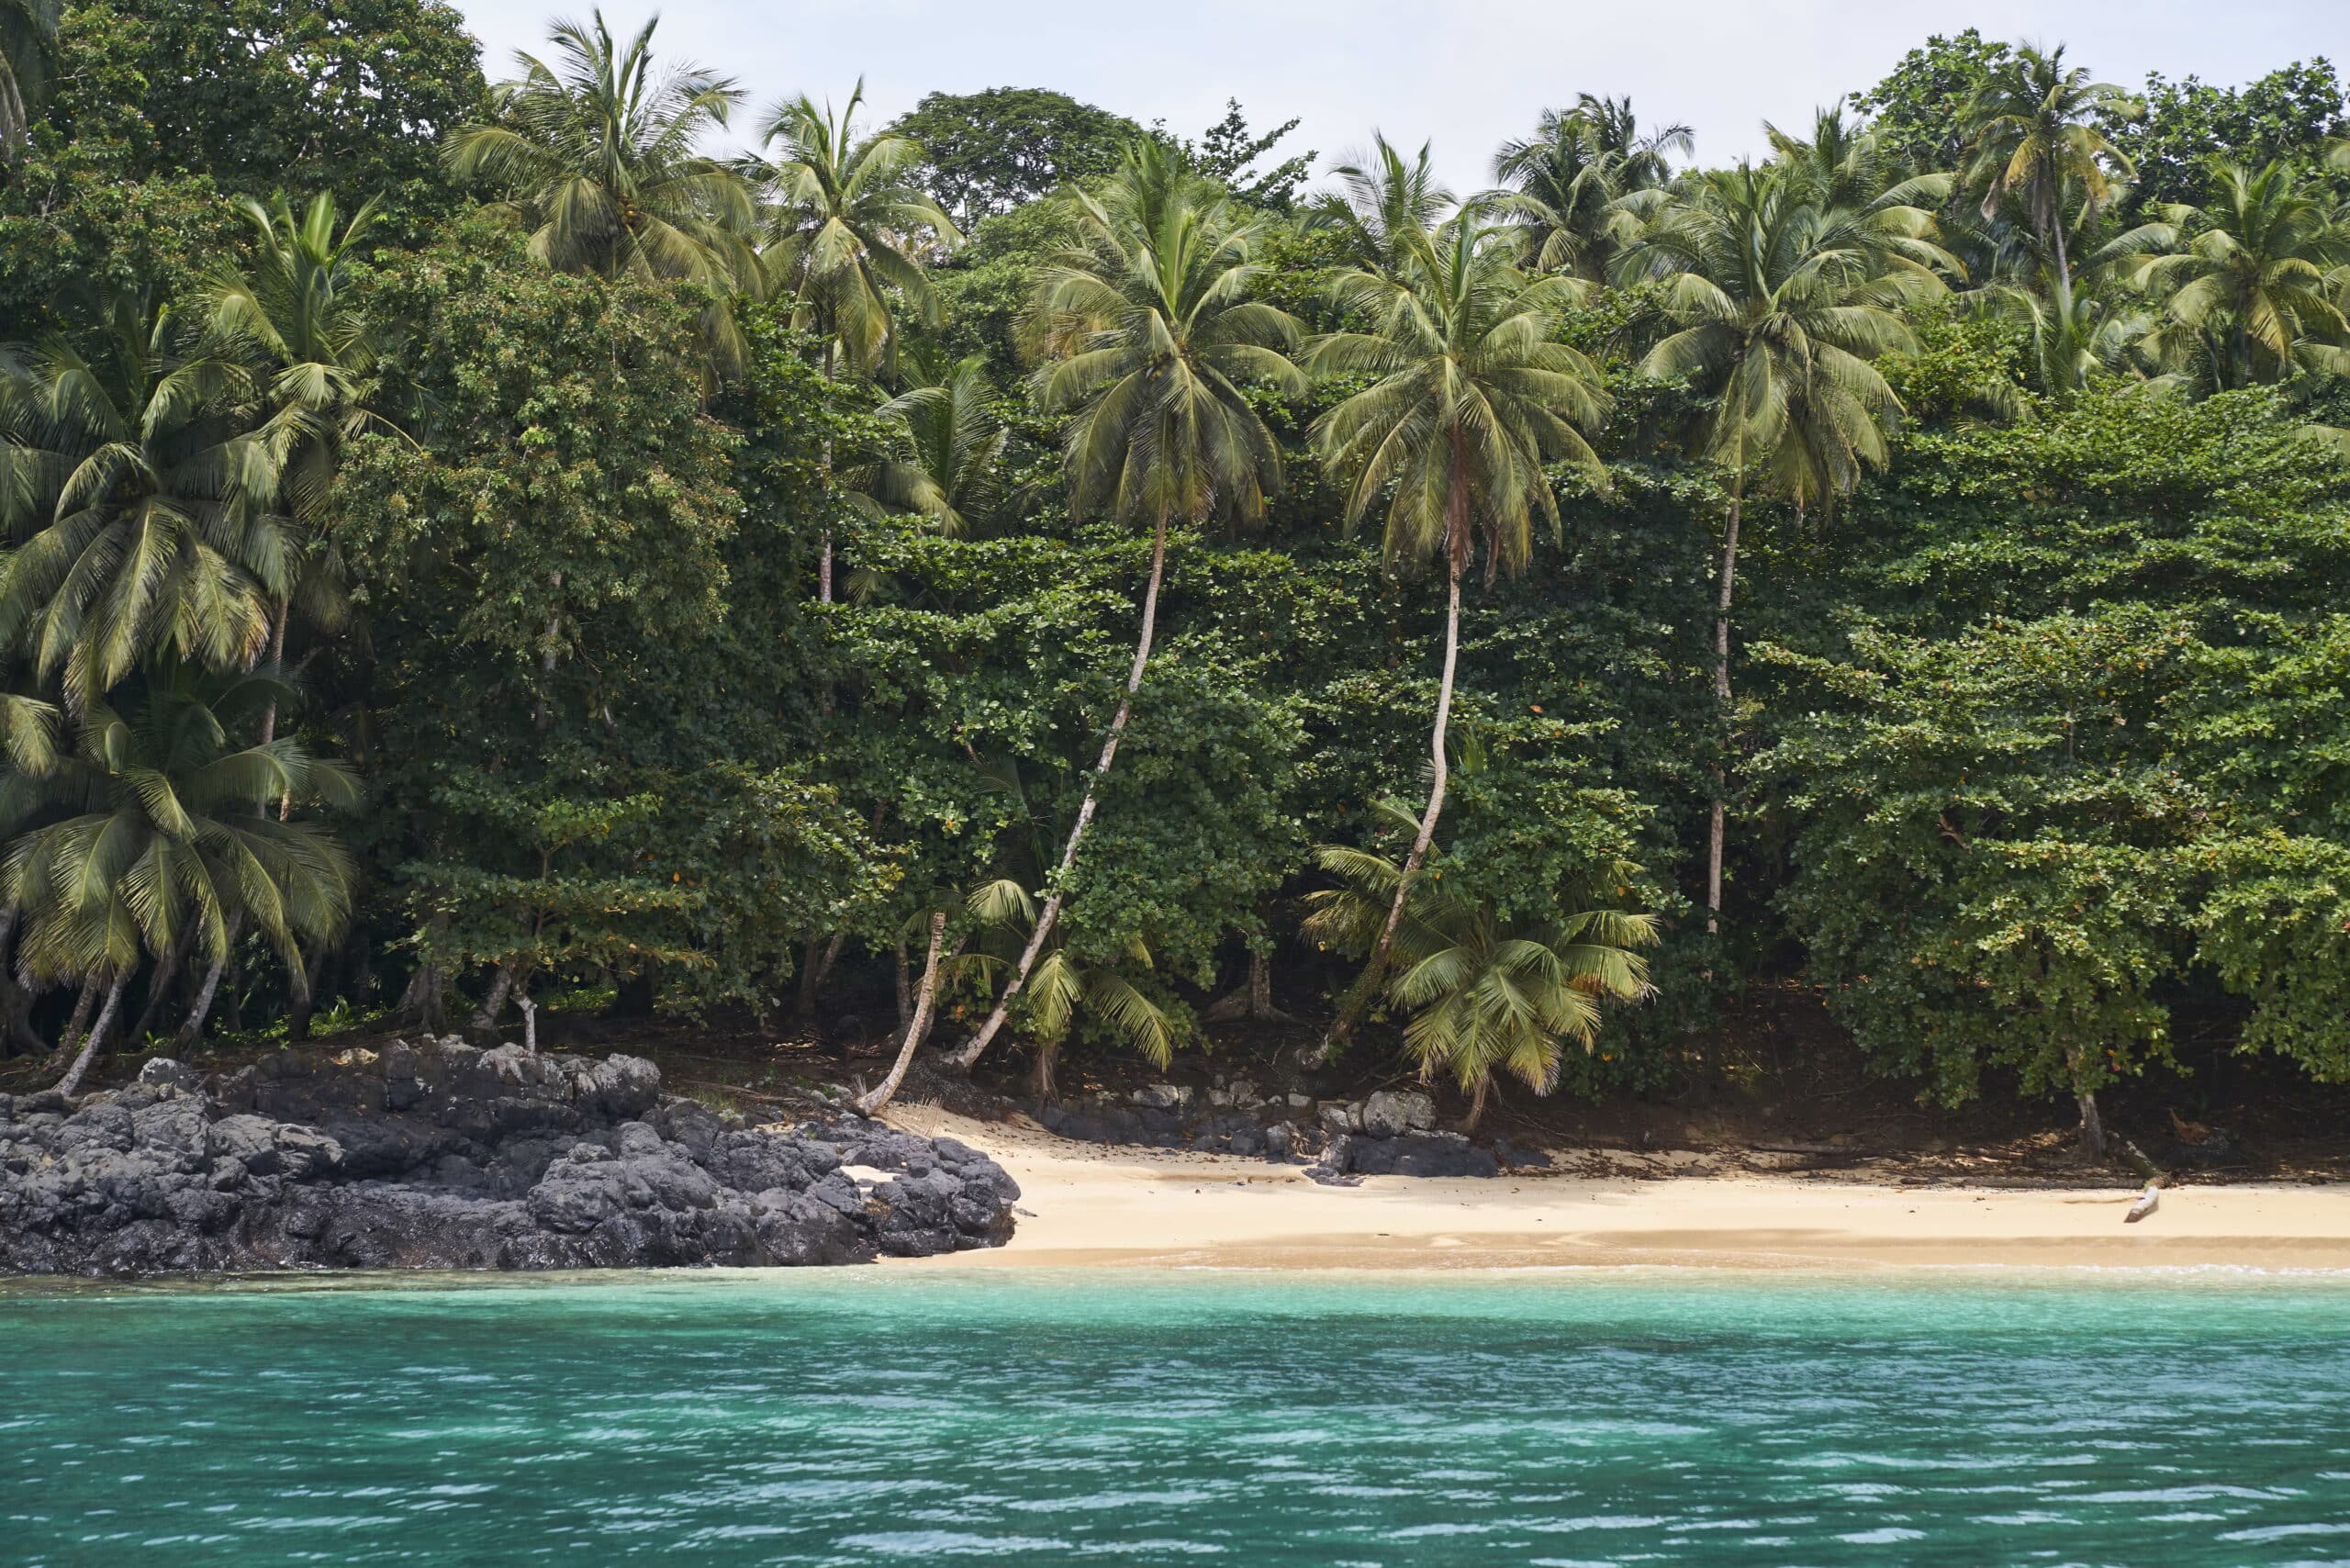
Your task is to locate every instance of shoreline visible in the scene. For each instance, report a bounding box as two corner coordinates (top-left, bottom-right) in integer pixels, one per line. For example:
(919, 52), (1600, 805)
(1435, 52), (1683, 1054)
(884, 1105), (2350, 1272)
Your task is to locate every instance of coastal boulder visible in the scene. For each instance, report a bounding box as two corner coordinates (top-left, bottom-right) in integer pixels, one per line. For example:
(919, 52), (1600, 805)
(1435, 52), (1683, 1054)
(0, 1050), (1020, 1278)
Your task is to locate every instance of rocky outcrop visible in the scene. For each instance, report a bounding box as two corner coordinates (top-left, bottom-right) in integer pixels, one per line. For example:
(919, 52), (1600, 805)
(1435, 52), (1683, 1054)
(1033, 1077), (1528, 1178)
(0, 1042), (1018, 1277)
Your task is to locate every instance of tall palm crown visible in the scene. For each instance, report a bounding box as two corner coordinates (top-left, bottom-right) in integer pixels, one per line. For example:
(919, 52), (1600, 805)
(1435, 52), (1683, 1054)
(1310, 219), (1608, 578)
(744, 81), (962, 377)
(1487, 109), (1638, 279)
(1572, 94), (1694, 190)
(1310, 133), (1455, 279)
(1766, 106), (1954, 218)
(1622, 163), (1944, 509)
(0, 664), (356, 988)
(200, 193), (389, 528)
(2125, 162), (2350, 390)
(0, 296), (285, 711)
(443, 12), (755, 289)
(0, 0), (58, 151)
(1963, 44), (2139, 294)
(1029, 140), (1306, 530)
(857, 353), (1008, 536)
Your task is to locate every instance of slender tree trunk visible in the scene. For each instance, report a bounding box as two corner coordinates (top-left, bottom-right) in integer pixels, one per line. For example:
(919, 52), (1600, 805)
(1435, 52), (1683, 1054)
(42, 973), (100, 1080)
(948, 513), (1172, 1071)
(176, 940), (237, 1053)
(257, 600), (289, 745)
(128, 932), (193, 1047)
(1031, 1035), (1060, 1100)
(820, 343), (837, 604)
(1312, 550), (1464, 1064)
(2049, 195), (2072, 302)
(2077, 1090), (2105, 1159)
(1706, 472), (1744, 936)
(894, 933), (912, 1026)
(286, 944), (325, 1043)
(470, 962), (517, 1034)
(1467, 1071), (1489, 1131)
(52, 969), (128, 1097)
(857, 910), (947, 1116)
(797, 933), (846, 1020)
(1248, 949), (1273, 1020)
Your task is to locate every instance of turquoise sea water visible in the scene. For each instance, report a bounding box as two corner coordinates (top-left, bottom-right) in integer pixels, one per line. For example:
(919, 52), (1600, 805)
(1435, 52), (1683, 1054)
(6, 1268), (2350, 1566)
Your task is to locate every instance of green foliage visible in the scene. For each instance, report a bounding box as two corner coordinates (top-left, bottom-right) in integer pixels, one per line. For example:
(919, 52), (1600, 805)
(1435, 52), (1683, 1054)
(2111, 62), (2350, 213)
(890, 87), (1144, 230)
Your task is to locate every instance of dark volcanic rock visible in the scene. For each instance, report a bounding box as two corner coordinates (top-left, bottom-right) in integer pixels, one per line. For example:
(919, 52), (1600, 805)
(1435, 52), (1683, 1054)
(0, 1042), (1019, 1277)
(1310, 1130), (1500, 1181)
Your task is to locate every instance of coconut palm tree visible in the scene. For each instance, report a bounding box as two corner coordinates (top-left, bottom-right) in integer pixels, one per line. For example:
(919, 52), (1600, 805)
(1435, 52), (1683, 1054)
(1485, 97), (1689, 280)
(2121, 161), (2350, 390)
(1303, 219), (1609, 1060)
(739, 80), (961, 599)
(198, 190), (392, 739)
(744, 81), (963, 377)
(946, 142), (1303, 1071)
(443, 11), (756, 362)
(1309, 133), (1454, 278)
(1963, 44), (2140, 297)
(4, 663), (357, 1092)
(1303, 803), (1657, 1124)
(1976, 264), (2148, 397)
(0, 292), (284, 714)
(0, 0), (57, 152)
(955, 875), (1174, 1098)
(1617, 163), (1947, 934)
(851, 351), (1007, 536)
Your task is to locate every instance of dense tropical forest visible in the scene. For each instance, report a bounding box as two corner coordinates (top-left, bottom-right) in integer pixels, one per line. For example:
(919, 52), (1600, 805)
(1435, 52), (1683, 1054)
(0, 1), (2344, 1153)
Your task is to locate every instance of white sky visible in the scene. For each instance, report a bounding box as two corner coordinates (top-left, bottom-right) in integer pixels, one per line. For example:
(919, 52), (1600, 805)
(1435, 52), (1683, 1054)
(452, 0), (2349, 191)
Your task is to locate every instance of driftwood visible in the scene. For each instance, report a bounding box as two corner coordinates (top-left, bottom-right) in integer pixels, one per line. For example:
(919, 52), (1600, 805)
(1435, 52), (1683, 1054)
(2124, 1183), (2162, 1224)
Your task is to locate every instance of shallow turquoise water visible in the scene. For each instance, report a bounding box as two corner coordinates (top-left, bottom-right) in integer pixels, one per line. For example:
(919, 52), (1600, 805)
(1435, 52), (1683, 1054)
(6, 1268), (2350, 1565)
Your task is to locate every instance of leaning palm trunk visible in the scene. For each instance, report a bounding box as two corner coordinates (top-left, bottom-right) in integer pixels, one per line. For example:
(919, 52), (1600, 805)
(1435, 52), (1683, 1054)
(947, 515), (1171, 1071)
(857, 910), (948, 1115)
(1312, 549), (1464, 1064)
(53, 969), (129, 1097)
(175, 916), (243, 1052)
(41, 973), (101, 1081)
(1705, 473), (1743, 935)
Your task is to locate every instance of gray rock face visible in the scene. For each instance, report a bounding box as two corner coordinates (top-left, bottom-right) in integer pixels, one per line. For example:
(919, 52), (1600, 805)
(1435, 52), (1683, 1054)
(1360, 1090), (1437, 1137)
(0, 1044), (1018, 1277)
(1312, 1129), (1498, 1181)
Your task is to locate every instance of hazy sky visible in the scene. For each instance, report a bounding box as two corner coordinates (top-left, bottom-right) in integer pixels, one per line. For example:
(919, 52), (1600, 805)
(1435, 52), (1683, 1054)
(452, 1), (2347, 190)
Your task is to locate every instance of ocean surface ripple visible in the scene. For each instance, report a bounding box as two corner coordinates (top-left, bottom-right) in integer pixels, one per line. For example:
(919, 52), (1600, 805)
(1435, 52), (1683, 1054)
(5, 1268), (2349, 1565)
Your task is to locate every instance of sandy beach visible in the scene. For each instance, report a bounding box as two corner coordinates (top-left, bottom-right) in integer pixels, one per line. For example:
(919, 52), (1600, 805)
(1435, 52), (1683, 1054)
(882, 1105), (2350, 1271)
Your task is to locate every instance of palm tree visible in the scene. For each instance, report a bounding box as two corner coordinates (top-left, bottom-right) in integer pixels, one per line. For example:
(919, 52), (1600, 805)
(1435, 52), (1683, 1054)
(1978, 263), (2148, 397)
(0, 293), (284, 714)
(1766, 106), (1953, 218)
(740, 80), (961, 599)
(1618, 163), (1946, 934)
(1572, 94), (1693, 191)
(4, 664), (357, 1092)
(957, 876), (1174, 1098)
(0, 0), (57, 152)
(1309, 133), (1454, 278)
(852, 351), (1008, 536)
(1304, 219), (1609, 1059)
(946, 142), (1303, 1072)
(198, 191), (392, 740)
(1486, 97), (1689, 280)
(744, 81), (963, 376)
(1963, 43), (2139, 297)
(442, 12), (756, 358)
(2121, 161), (2350, 390)
(1304, 804), (1657, 1124)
